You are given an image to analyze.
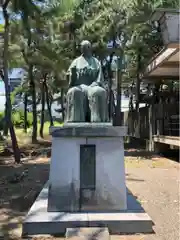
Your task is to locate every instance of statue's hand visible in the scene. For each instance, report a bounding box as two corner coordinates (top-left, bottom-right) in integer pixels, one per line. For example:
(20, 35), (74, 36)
(90, 82), (99, 87)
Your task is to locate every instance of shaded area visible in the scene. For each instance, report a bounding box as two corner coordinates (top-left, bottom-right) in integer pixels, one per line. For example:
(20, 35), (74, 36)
(0, 156), (50, 239)
(159, 148), (179, 162)
(0, 139), (51, 165)
(126, 189), (145, 213)
(124, 141), (179, 162)
(124, 149), (154, 159)
(124, 141), (154, 160)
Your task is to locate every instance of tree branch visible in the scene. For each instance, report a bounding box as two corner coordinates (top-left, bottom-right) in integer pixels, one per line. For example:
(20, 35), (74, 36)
(0, 70), (4, 81)
(21, 49), (29, 65)
(2, 0), (10, 9)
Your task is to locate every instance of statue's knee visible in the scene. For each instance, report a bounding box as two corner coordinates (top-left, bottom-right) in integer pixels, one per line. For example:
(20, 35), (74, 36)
(67, 87), (80, 95)
(67, 87), (83, 98)
(89, 86), (106, 98)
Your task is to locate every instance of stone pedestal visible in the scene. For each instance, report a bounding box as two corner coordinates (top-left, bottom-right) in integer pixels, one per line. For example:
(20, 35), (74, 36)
(48, 123), (127, 212)
(22, 123), (153, 236)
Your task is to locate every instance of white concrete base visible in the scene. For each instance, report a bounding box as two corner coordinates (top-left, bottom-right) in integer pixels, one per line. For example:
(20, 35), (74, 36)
(48, 135), (127, 212)
(22, 183), (153, 236)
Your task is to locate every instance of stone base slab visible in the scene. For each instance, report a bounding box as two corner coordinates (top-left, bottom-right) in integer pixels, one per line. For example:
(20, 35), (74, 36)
(22, 183), (153, 236)
(49, 124), (127, 138)
(65, 227), (109, 239)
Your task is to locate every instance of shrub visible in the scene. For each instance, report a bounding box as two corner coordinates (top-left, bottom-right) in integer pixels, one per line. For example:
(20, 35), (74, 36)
(0, 110), (34, 130)
(27, 112), (33, 126)
(0, 111), (4, 131)
(12, 111), (23, 127)
(12, 110), (33, 128)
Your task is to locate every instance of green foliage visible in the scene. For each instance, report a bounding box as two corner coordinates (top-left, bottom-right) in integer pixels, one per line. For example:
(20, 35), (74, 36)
(0, 24), (4, 33)
(0, 112), (5, 131)
(12, 110), (33, 127)
(10, 85), (24, 104)
(2, 0), (179, 132)
(6, 0), (180, 83)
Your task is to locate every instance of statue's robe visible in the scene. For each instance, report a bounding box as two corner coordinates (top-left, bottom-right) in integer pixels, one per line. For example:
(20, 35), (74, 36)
(66, 55), (108, 122)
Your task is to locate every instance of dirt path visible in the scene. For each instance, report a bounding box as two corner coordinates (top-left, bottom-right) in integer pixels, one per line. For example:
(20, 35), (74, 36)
(0, 151), (179, 240)
(116, 154), (179, 240)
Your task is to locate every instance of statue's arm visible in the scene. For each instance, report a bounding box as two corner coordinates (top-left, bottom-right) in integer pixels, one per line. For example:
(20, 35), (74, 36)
(97, 62), (104, 84)
(91, 59), (104, 87)
(66, 59), (77, 88)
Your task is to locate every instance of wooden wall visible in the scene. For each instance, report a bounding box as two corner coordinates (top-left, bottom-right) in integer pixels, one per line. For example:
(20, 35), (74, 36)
(123, 103), (179, 139)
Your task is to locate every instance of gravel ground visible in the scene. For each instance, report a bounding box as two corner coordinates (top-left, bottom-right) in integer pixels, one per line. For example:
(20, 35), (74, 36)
(0, 153), (179, 240)
(113, 155), (180, 240)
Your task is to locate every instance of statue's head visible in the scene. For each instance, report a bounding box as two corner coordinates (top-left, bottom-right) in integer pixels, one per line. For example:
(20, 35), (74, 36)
(80, 40), (92, 58)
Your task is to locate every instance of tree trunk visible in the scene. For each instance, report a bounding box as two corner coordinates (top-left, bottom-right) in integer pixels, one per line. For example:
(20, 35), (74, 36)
(114, 55), (123, 126)
(2, 6), (21, 163)
(61, 89), (65, 121)
(39, 81), (45, 138)
(135, 49), (141, 138)
(24, 92), (28, 132)
(136, 50), (141, 111)
(29, 64), (37, 143)
(129, 84), (134, 111)
(107, 36), (116, 120)
(22, 22), (37, 143)
(3, 100), (8, 135)
(107, 53), (114, 120)
(44, 81), (53, 126)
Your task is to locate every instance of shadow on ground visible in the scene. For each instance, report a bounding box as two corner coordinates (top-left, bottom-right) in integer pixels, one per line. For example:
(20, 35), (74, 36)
(124, 142), (179, 162)
(124, 142), (154, 160)
(0, 156), (50, 240)
(0, 139), (52, 165)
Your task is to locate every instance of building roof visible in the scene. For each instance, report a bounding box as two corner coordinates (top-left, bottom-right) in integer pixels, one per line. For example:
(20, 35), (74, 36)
(142, 47), (179, 81)
(9, 68), (25, 79)
(150, 8), (180, 22)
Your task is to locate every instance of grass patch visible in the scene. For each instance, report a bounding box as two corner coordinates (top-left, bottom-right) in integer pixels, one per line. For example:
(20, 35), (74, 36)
(14, 121), (62, 139)
(0, 121), (63, 155)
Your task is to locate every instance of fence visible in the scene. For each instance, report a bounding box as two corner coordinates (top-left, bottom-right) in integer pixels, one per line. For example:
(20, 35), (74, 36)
(155, 103), (179, 136)
(123, 103), (179, 139)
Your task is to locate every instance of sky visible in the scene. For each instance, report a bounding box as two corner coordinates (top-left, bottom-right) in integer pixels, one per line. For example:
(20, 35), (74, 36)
(0, 82), (5, 111)
(0, 81), (4, 93)
(0, 11), (3, 24)
(0, 68), (24, 92)
(0, 69), (25, 110)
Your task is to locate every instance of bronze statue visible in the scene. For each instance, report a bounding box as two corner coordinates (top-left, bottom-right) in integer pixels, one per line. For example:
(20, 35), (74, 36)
(66, 40), (108, 122)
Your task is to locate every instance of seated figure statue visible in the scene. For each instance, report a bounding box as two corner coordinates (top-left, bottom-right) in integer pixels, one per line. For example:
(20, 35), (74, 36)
(66, 40), (108, 122)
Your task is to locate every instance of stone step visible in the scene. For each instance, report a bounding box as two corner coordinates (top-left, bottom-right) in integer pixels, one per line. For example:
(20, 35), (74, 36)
(65, 227), (110, 240)
(23, 183), (153, 236)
